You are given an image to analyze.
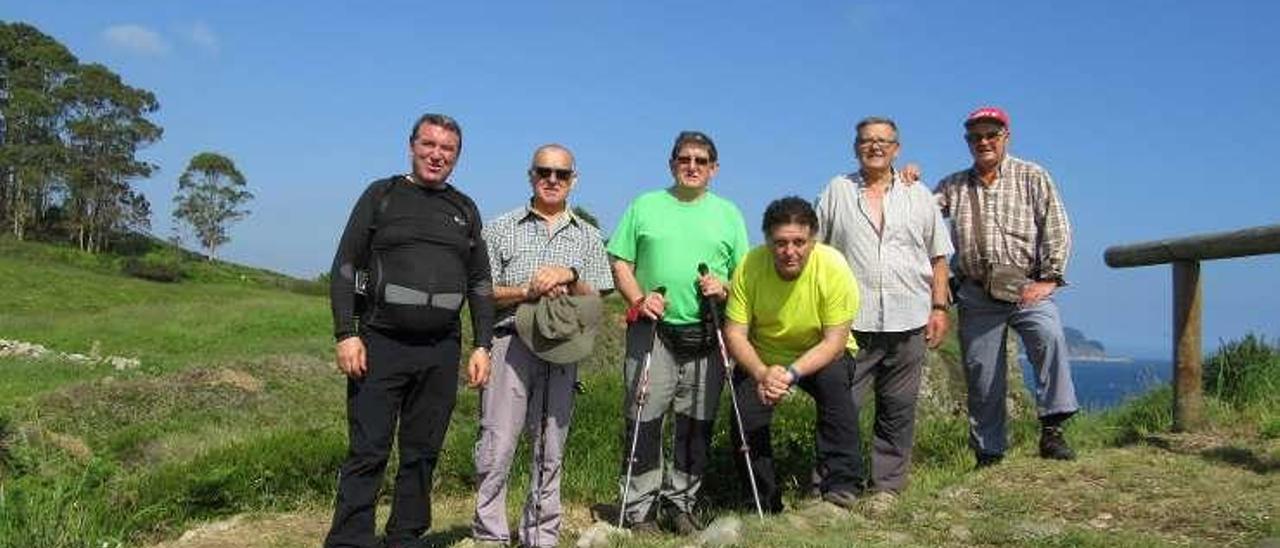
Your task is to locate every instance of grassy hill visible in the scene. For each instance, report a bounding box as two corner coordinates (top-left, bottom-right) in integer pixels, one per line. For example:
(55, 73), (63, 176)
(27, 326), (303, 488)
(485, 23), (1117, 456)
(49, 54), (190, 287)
(0, 238), (1276, 547)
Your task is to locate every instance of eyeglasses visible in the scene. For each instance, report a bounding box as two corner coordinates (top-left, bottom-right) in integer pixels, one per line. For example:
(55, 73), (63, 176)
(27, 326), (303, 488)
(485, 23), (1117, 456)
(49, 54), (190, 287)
(856, 138), (898, 149)
(674, 155), (712, 167)
(531, 166), (575, 182)
(964, 130), (1005, 144)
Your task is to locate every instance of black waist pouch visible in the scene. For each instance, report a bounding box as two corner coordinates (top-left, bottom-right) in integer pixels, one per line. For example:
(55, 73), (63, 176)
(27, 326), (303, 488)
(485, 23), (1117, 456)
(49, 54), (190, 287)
(657, 322), (717, 360)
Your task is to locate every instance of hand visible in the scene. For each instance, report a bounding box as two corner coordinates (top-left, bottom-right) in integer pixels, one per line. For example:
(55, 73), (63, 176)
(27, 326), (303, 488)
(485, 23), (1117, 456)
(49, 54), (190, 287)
(925, 309), (949, 349)
(901, 163), (923, 185)
(756, 380), (776, 406)
(467, 347), (491, 388)
(697, 273), (728, 301)
(758, 365), (792, 404)
(1019, 281), (1057, 307)
(336, 336), (367, 378)
(529, 265), (574, 298)
(639, 291), (666, 320)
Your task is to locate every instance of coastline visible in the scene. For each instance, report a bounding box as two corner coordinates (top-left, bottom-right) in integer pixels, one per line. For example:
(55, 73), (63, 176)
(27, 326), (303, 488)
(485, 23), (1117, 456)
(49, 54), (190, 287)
(1071, 355), (1135, 363)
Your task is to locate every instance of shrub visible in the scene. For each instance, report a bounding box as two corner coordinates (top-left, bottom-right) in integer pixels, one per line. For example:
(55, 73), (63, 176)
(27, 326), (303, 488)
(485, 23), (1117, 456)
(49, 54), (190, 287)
(122, 251), (188, 282)
(1203, 333), (1280, 410)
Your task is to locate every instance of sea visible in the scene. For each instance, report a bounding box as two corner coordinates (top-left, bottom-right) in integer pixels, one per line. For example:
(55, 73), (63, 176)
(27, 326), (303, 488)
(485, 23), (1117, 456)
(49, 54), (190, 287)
(1019, 357), (1173, 410)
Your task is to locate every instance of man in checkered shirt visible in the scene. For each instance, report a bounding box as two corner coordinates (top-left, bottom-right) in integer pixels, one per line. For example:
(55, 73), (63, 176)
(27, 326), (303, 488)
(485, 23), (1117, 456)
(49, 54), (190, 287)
(471, 144), (614, 548)
(934, 107), (1079, 469)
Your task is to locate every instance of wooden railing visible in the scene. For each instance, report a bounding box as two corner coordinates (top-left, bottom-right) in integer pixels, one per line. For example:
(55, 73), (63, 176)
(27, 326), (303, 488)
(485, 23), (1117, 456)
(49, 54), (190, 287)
(1104, 224), (1280, 431)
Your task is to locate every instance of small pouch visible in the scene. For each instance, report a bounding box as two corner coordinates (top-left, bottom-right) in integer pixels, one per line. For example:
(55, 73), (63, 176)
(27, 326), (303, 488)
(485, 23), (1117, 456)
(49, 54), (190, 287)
(985, 263), (1029, 303)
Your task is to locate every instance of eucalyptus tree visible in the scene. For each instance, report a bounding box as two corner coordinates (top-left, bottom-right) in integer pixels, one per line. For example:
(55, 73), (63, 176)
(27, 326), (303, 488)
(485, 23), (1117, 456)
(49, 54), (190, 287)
(0, 22), (77, 240)
(60, 63), (161, 252)
(172, 152), (253, 259)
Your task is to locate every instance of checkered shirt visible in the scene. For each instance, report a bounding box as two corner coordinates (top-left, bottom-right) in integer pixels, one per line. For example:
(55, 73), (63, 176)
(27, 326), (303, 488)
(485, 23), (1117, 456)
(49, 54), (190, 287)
(935, 155), (1072, 283)
(482, 204), (615, 326)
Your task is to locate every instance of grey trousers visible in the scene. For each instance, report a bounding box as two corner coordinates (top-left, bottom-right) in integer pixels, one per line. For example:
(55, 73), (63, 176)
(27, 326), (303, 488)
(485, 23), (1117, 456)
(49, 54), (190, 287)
(619, 321), (724, 522)
(472, 334), (576, 548)
(956, 281), (1078, 456)
(851, 327), (926, 493)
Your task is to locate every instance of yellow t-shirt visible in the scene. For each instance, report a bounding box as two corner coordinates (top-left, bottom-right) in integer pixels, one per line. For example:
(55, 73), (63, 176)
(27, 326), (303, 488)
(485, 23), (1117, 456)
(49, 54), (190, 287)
(726, 243), (860, 365)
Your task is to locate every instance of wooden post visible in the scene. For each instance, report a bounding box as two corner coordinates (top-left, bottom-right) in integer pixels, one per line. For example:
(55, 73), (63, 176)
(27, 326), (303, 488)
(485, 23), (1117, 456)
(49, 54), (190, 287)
(1172, 260), (1204, 431)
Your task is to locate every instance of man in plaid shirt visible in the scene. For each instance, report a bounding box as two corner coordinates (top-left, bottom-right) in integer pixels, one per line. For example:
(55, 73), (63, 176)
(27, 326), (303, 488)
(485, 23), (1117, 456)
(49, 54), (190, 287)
(471, 144), (613, 548)
(934, 107), (1079, 468)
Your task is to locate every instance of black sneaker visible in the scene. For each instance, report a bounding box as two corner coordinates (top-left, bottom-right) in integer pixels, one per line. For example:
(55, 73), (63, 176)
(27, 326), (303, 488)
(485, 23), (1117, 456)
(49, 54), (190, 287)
(1039, 426), (1076, 460)
(821, 490), (859, 509)
(667, 512), (701, 536)
(384, 538), (428, 548)
(975, 452), (1004, 469)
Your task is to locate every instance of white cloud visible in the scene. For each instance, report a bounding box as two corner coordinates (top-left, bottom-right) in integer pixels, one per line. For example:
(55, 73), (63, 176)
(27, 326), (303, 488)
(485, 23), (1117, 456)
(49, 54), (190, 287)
(183, 21), (220, 55)
(102, 24), (170, 56)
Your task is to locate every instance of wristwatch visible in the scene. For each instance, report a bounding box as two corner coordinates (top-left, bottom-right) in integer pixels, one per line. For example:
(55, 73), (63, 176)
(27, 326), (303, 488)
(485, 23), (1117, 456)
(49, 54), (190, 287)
(786, 364), (802, 386)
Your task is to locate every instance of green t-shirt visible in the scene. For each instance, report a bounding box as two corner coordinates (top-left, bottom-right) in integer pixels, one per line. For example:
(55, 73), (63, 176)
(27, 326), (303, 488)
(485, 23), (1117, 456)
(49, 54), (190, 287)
(725, 243), (860, 365)
(607, 189), (750, 325)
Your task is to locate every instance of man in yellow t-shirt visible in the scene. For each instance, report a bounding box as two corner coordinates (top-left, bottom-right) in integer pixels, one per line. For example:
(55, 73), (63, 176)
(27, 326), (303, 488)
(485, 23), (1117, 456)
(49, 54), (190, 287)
(724, 196), (863, 512)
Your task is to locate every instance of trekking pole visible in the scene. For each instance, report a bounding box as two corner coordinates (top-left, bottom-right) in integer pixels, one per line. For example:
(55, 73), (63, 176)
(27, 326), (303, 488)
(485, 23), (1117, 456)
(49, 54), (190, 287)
(698, 263), (765, 519)
(529, 360), (555, 547)
(618, 286), (664, 529)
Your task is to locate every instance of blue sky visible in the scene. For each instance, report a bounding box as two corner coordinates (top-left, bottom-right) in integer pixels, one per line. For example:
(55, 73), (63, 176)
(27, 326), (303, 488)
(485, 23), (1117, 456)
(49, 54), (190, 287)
(7, 1), (1279, 357)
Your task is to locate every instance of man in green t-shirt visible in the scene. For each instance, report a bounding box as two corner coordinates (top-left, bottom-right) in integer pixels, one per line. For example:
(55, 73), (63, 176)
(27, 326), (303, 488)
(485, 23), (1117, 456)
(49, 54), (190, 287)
(607, 130), (750, 534)
(724, 196), (863, 512)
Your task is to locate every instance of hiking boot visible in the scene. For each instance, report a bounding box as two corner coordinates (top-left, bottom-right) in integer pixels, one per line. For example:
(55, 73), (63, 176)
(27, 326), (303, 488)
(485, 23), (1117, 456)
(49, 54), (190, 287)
(821, 490), (859, 510)
(626, 520), (660, 535)
(1039, 425), (1076, 460)
(975, 452), (1004, 469)
(667, 512), (701, 536)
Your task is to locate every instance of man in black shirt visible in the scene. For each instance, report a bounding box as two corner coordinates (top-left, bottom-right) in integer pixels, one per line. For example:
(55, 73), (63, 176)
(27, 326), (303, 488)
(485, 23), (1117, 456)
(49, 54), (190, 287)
(325, 113), (495, 548)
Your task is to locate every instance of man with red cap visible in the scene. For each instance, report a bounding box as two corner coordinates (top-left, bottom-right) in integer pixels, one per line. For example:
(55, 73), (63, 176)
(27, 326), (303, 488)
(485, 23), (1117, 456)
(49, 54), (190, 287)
(934, 107), (1079, 468)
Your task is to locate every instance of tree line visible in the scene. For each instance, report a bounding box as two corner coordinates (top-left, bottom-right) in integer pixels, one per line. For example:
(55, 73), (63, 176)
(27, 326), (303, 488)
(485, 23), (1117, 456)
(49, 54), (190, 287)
(1, 21), (251, 257)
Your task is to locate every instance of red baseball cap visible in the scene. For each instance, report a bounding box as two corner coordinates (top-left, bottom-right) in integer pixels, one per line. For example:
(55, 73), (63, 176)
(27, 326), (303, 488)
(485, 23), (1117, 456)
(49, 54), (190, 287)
(964, 106), (1010, 129)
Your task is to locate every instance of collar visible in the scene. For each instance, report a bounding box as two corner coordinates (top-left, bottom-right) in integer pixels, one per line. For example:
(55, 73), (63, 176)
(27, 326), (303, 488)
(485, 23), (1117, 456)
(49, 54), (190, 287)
(968, 155), (1012, 187)
(847, 168), (902, 192)
(519, 200), (578, 226)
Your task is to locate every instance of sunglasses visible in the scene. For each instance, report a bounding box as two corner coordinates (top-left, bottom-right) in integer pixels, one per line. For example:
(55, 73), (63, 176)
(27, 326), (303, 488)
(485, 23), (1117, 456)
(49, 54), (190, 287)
(674, 155), (712, 167)
(964, 130), (1005, 144)
(856, 138), (898, 149)
(531, 166), (575, 182)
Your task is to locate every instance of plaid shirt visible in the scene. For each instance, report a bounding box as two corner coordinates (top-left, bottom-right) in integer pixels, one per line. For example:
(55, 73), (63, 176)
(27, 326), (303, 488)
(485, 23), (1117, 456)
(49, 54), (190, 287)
(482, 203), (615, 326)
(935, 155), (1072, 283)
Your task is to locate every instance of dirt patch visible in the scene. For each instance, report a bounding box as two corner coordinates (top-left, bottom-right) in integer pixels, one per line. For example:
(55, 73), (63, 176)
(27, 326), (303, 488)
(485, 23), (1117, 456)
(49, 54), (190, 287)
(202, 368), (264, 393)
(147, 511), (328, 548)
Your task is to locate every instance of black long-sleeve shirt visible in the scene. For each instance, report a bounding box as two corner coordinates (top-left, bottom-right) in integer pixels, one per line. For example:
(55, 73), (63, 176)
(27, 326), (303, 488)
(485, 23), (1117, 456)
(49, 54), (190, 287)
(329, 175), (494, 348)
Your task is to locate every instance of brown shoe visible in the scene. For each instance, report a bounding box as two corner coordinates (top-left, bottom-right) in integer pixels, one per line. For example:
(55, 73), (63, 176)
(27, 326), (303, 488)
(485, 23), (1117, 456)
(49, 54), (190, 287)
(626, 520), (660, 535)
(667, 512), (701, 536)
(1039, 426), (1076, 460)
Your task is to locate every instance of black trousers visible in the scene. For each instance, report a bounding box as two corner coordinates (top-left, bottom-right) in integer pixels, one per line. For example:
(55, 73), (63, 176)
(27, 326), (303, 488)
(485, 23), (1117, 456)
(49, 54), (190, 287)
(325, 327), (461, 548)
(730, 353), (859, 512)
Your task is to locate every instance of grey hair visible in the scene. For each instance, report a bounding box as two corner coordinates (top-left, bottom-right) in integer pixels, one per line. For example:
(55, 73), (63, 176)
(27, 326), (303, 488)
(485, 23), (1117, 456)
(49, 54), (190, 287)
(854, 116), (898, 141)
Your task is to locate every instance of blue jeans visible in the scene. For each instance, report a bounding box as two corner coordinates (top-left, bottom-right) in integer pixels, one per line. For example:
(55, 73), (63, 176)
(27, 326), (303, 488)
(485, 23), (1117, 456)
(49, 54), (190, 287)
(956, 281), (1078, 456)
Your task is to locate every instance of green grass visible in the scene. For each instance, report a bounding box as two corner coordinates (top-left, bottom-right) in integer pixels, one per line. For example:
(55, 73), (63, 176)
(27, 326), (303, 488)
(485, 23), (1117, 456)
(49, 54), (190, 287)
(1, 238), (1277, 547)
